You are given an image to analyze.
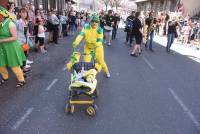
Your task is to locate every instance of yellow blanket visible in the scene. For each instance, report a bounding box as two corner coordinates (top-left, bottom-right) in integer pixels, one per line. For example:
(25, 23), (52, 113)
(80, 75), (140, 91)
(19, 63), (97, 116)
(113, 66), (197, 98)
(69, 69), (98, 94)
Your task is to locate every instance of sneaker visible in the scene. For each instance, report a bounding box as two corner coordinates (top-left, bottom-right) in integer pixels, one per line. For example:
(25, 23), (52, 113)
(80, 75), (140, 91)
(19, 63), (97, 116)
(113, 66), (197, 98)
(149, 48), (154, 52)
(23, 68), (31, 73)
(26, 59), (33, 64)
(106, 73), (111, 78)
(166, 48), (170, 53)
(25, 64), (31, 68)
(108, 43), (111, 46)
(130, 53), (137, 57)
(41, 50), (47, 54)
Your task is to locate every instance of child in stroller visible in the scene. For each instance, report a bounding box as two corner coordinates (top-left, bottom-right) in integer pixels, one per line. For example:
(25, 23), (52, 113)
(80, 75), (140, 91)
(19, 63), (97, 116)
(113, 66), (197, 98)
(65, 51), (99, 116)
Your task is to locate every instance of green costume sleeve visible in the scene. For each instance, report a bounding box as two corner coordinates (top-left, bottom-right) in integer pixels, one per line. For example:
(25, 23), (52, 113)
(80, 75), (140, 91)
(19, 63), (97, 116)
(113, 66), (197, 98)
(72, 26), (87, 48)
(96, 27), (104, 46)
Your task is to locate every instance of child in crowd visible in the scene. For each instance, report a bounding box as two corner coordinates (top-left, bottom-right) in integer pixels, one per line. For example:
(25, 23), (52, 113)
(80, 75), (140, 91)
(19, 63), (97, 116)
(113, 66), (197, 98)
(183, 21), (191, 46)
(35, 18), (47, 53)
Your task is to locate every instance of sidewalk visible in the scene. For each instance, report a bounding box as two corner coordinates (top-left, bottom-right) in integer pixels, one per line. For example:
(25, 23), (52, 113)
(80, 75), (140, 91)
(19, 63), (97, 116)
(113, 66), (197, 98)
(154, 36), (200, 63)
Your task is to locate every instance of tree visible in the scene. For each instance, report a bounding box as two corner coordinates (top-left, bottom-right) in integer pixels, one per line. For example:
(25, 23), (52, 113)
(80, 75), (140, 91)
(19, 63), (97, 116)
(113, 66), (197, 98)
(109, 0), (115, 9)
(101, 0), (110, 11)
(114, 0), (121, 11)
(111, 0), (124, 11)
(100, 0), (124, 11)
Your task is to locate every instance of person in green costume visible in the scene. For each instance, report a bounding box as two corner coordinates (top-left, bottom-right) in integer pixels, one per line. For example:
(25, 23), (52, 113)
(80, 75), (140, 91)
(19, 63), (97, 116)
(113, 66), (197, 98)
(0, 6), (26, 88)
(73, 14), (110, 78)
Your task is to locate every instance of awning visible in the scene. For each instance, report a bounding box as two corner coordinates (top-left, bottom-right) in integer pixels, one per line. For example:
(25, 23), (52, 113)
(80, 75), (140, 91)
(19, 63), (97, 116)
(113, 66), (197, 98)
(134, 0), (148, 3)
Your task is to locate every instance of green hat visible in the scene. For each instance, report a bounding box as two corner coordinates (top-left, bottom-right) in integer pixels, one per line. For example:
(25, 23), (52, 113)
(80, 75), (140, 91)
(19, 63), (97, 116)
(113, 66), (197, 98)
(91, 14), (99, 23)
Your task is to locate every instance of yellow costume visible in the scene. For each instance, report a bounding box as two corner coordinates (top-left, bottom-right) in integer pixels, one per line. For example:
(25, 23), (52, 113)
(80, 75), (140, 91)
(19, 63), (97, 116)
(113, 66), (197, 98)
(69, 69), (98, 94)
(73, 23), (109, 75)
(143, 24), (148, 45)
(66, 52), (81, 71)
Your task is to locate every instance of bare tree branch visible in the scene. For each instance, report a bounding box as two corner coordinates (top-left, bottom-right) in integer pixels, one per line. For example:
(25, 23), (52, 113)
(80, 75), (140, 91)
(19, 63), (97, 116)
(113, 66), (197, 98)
(100, 0), (110, 10)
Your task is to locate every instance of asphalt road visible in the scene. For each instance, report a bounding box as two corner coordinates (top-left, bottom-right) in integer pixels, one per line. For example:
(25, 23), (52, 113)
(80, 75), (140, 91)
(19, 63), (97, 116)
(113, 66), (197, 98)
(0, 30), (200, 134)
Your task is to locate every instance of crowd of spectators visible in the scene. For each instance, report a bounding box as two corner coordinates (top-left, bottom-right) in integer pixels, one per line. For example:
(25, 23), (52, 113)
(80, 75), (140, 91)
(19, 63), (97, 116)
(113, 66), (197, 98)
(0, 1), (122, 88)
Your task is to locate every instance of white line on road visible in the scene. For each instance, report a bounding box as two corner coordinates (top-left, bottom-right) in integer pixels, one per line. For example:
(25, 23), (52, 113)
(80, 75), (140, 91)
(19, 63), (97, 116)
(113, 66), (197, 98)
(12, 107), (34, 130)
(141, 56), (155, 70)
(63, 66), (67, 71)
(168, 88), (200, 130)
(46, 79), (58, 91)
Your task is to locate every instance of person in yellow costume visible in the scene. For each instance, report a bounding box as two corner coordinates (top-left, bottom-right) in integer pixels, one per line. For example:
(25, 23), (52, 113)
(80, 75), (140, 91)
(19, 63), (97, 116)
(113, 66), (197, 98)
(72, 14), (111, 78)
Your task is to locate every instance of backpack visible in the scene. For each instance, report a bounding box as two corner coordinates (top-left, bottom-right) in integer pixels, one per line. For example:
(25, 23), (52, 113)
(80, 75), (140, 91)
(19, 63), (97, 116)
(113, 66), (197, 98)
(124, 17), (134, 32)
(126, 17), (134, 28)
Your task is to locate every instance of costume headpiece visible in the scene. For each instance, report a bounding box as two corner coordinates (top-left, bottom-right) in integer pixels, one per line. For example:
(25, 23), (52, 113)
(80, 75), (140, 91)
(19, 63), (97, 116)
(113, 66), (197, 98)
(91, 13), (99, 23)
(0, 6), (16, 21)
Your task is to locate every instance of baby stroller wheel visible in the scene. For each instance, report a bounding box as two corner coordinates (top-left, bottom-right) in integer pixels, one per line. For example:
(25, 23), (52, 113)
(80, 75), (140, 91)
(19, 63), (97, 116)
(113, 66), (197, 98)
(65, 104), (75, 115)
(86, 104), (98, 116)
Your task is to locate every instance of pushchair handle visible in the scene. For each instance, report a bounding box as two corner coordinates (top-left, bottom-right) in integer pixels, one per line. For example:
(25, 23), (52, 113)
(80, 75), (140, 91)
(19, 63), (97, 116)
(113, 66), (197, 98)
(73, 48), (95, 59)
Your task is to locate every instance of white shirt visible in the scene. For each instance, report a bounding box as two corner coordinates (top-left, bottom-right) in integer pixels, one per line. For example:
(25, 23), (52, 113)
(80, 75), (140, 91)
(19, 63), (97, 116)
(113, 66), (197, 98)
(51, 14), (59, 25)
(37, 25), (45, 38)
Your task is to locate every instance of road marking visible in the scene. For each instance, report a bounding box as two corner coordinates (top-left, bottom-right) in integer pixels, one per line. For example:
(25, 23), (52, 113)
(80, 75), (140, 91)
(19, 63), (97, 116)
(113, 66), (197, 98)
(63, 66), (67, 71)
(46, 79), (58, 91)
(168, 88), (200, 130)
(12, 107), (34, 130)
(141, 56), (155, 70)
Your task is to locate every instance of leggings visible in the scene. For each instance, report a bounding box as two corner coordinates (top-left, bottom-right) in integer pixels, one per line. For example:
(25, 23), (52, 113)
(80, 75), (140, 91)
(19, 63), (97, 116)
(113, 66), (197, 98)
(0, 66), (25, 82)
(84, 45), (109, 74)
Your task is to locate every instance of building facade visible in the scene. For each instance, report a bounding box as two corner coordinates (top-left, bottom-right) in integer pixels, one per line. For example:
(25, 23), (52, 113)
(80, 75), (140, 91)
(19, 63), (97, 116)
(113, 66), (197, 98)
(5, 0), (66, 12)
(135, 0), (200, 17)
(26, 0), (65, 11)
(135, 0), (178, 13)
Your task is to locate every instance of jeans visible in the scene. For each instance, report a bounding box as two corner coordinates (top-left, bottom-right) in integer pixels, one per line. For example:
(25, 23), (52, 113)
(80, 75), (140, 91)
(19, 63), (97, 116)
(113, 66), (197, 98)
(148, 31), (154, 49)
(126, 32), (133, 44)
(167, 33), (175, 51)
(104, 30), (112, 43)
(69, 24), (76, 34)
(53, 24), (59, 44)
(112, 27), (117, 40)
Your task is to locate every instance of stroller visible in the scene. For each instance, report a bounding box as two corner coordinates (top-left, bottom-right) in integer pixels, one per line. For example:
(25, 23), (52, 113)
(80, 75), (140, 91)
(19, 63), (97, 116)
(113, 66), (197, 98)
(65, 50), (99, 116)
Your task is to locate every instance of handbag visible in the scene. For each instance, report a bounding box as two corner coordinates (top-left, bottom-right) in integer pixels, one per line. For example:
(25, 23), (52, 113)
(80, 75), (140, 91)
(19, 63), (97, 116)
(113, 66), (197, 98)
(22, 43), (30, 52)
